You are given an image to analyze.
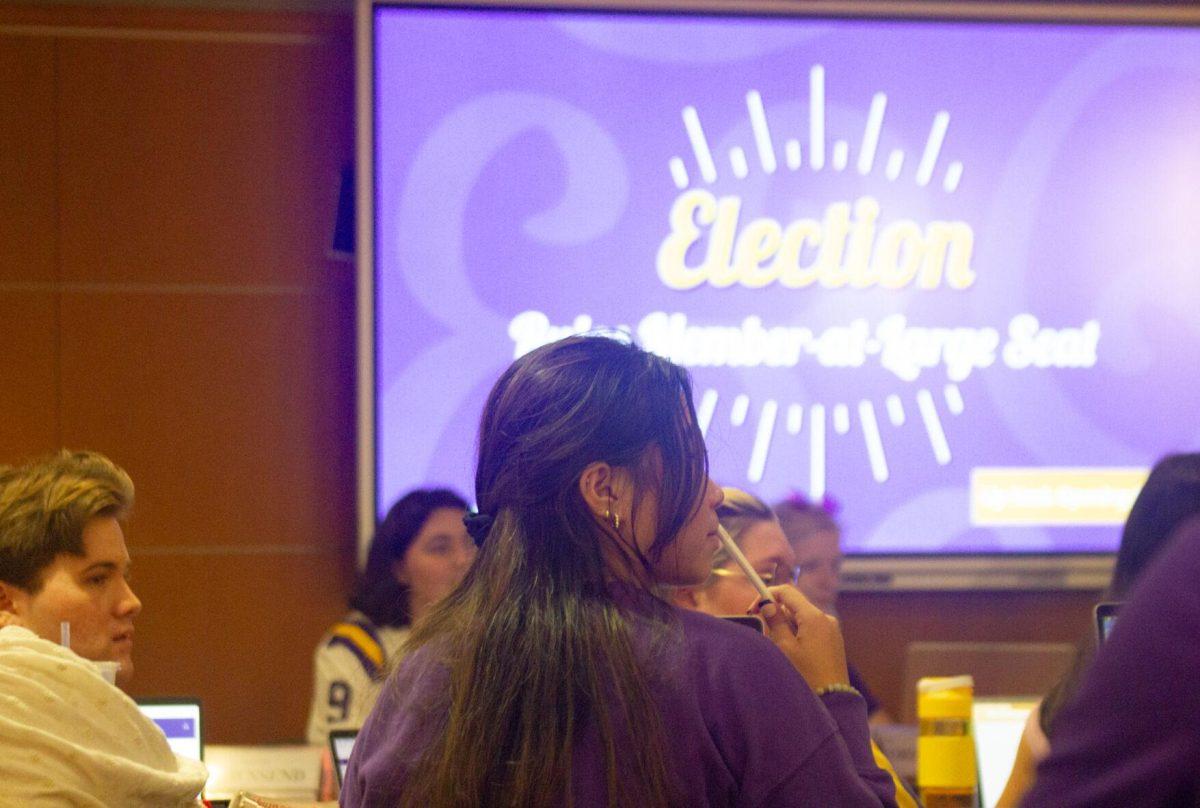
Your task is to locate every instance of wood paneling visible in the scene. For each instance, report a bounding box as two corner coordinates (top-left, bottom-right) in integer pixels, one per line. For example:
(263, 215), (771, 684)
(839, 589), (1100, 719)
(0, 291), (59, 457)
(0, 35), (56, 283)
(1, 5), (355, 743)
(123, 550), (353, 744)
(58, 287), (354, 553)
(56, 32), (350, 286)
(0, 4), (349, 35)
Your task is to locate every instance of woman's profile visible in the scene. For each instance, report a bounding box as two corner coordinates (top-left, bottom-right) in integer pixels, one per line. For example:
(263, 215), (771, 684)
(305, 488), (475, 744)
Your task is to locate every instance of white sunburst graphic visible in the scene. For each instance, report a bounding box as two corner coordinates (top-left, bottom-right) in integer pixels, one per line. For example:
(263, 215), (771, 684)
(697, 383), (968, 499)
(674, 65), (970, 495)
(668, 64), (965, 192)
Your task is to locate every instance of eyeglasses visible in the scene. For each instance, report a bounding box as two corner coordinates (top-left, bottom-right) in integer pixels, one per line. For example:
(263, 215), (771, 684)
(709, 565), (798, 587)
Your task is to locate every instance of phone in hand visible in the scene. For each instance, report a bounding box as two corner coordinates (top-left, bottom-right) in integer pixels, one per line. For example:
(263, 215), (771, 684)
(721, 615), (766, 634)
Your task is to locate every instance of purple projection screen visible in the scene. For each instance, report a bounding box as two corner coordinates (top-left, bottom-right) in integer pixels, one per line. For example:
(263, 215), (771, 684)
(371, 3), (1200, 556)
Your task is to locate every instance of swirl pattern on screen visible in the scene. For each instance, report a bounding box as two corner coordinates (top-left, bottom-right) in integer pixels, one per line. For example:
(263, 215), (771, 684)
(374, 9), (1200, 554)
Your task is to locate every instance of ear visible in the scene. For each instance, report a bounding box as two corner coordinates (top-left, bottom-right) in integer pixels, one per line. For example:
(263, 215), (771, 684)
(0, 581), (24, 618)
(577, 461), (633, 519)
(669, 586), (700, 610)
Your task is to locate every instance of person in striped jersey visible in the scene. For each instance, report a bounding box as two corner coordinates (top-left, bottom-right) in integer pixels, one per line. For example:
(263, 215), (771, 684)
(305, 488), (475, 744)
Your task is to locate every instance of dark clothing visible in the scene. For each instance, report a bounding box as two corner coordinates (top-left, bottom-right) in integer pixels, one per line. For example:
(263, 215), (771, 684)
(342, 598), (896, 807)
(1022, 520), (1200, 808)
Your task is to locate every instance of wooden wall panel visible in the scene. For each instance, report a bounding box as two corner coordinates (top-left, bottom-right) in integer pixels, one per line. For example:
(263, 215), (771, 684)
(123, 551), (351, 744)
(58, 289), (355, 553)
(839, 589), (1100, 719)
(0, 292), (59, 457)
(0, 35), (55, 282)
(56, 32), (351, 286)
(0, 6), (355, 744)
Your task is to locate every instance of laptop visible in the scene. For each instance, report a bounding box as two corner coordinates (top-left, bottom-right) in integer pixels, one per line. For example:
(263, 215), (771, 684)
(329, 729), (358, 787)
(973, 697), (1038, 808)
(137, 697), (203, 762)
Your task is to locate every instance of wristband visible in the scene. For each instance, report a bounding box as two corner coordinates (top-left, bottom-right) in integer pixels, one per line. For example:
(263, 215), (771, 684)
(815, 682), (862, 698)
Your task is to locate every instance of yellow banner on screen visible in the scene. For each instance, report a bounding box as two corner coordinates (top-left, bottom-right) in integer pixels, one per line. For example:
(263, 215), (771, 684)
(971, 467), (1148, 526)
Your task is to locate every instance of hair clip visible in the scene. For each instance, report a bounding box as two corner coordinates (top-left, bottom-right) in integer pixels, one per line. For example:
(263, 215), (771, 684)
(786, 489), (840, 517)
(463, 511), (494, 546)
(786, 489), (810, 508)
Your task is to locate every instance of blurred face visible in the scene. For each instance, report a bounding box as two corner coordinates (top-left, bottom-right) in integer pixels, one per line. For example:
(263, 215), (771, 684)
(793, 529), (842, 612)
(635, 475), (725, 586)
(692, 520), (796, 615)
(2, 517), (141, 684)
(393, 507), (476, 623)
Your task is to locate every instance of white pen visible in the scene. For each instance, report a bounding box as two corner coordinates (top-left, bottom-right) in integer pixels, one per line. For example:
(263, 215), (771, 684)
(717, 525), (774, 603)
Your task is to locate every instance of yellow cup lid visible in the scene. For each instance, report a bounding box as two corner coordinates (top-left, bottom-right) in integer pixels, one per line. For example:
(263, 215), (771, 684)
(917, 675), (974, 693)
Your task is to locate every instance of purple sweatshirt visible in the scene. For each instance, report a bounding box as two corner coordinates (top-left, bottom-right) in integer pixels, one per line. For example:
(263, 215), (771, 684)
(1022, 519), (1200, 808)
(341, 600), (896, 807)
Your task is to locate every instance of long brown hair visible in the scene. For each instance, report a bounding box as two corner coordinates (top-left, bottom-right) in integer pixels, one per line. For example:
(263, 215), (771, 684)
(402, 335), (708, 808)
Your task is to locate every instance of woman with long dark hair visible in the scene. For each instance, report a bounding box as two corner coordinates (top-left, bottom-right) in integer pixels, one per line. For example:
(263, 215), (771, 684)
(305, 488), (474, 744)
(342, 335), (895, 807)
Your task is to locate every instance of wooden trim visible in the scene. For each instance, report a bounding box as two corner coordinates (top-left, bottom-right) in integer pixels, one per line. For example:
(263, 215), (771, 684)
(365, 0), (1200, 24)
(0, 4), (352, 35)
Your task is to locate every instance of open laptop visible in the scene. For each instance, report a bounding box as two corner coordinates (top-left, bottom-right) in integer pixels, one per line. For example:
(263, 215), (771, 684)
(329, 729), (358, 787)
(137, 697), (203, 762)
(973, 697), (1038, 808)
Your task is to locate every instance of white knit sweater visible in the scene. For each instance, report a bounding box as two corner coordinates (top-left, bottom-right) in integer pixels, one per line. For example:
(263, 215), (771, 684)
(0, 625), (207, 807)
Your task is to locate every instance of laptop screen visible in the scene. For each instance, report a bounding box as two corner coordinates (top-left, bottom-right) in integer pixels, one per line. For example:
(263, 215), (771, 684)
(1095, 602), (1122, 644)
(137, 699), (203, 762)
(974, 697), (1037, 808)
(330, 730), (358, 786)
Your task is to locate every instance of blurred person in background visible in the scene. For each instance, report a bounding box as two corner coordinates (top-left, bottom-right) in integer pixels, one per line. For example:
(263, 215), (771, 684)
(1021, 513), (1200, 807)
(670, 487), (794, 617)
(776, 493), (891, 724)
(306, 487), (475, 744)
(673, 486), (917, 808)
(997, 452), (1200, 807)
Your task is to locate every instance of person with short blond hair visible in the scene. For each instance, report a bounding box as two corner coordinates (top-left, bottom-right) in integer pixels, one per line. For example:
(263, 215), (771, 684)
(0, 449), (141, 681)
(0, 449), (207, 806)
(672, 487), (794, 617)
(0, 449), (134, 588)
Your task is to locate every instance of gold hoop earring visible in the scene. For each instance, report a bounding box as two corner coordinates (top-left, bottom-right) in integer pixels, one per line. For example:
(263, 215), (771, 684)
(604, 507), (621, 532)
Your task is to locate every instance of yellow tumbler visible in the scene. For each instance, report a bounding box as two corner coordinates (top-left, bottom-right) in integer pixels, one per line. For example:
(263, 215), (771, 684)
(916, 675), (977, 808)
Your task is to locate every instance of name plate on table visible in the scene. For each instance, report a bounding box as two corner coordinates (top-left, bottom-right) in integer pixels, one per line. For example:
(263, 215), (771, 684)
(204, 744), (323, 801)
